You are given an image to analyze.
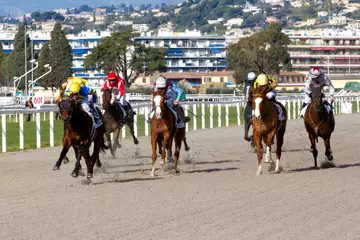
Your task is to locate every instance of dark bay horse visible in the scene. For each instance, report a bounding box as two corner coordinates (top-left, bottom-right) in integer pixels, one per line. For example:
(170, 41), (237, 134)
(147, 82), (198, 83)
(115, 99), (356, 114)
(102, 88), (139, 157)
(150, 90), (184, 176)
(252, 86), (287, 175)
(303, 86), (335, 167)
(53, 97), (108, 180)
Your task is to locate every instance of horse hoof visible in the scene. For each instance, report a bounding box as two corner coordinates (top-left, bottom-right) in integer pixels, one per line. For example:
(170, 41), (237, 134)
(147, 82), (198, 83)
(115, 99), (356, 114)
(150, 172), (156, 177)
(53, 166), (60, 171)
(327, 154), (334, 161)
(79, 171), (85, 177)
(71, 171), (79, 178)
(63, 157), (70, 164)
(96, 162), (102, 168)
(185, 146), (190, 151)
(244, 136), (251, 142)
(134, 139), (139, 145)
(256, 170), (263, 176)
(87, 173), (93, 179)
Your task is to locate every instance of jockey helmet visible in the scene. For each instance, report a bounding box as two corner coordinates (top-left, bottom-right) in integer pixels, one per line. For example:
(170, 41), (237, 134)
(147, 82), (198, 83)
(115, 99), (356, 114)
(156, 76), (167, 88)
(107, 71), (117, 81)
(68, 83), (81, 94)
(256, 74), (268, 86)
(309, 67), (321, 78)
(247, 72), (256, 81)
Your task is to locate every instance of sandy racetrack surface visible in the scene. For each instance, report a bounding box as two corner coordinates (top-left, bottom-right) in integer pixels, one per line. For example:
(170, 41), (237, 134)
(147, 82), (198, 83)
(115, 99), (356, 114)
(1, 114), (360, 240)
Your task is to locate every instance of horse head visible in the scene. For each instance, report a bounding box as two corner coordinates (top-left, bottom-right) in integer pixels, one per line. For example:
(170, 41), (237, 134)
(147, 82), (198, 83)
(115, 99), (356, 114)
(252, 86), (268, 120)
(58, 97), (75, 123)
(102, 88), (119, 110)
(152, 89), (166, 120)
(310, 86), (324, 112)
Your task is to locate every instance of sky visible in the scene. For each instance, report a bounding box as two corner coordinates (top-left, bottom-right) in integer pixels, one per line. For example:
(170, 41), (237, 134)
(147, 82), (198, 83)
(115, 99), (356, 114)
(0, 0), (182, 16)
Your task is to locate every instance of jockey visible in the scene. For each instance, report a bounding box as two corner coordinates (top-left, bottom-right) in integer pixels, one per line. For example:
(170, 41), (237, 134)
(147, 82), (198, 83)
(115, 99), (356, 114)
(64, 82), (102, 127)
(148, 76), (184, 127)
(172, 80), (191, 123)
(253, 73), (285, 121)
(299, 67), (335, 118)
(103, 71), (130, 120)
(58, 77), (89, 102)
(244, 71), (257, 105)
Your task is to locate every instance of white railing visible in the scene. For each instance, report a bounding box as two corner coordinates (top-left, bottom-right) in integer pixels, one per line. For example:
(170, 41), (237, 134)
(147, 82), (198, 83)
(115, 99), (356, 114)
(0, 96), (359, 153)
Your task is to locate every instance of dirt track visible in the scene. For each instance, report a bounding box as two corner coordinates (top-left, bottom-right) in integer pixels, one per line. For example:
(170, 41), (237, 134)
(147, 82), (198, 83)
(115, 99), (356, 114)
(1, 114), (360, 240)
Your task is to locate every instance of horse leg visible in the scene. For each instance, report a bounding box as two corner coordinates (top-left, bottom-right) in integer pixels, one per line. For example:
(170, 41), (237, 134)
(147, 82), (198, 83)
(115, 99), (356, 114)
(161, 133), (170, 166)
(105, 130), (115, 158)
(82, 147), (93, 179)
(127, 118), (139, 145)
(158, 138), (163, 155)
(151, 134), (158, 177)
(254, 132), (263, 175)
(183, 137), (190, 151)
(275, 128), (286, 173)
(324, 138), (333, 161)
(244, 116), (251, 142)
(309, 133), (318, 167)
(71, 147), (83, 178)
(113, 128), (121, 151)
(264, 131), (275, 164)
(53, 138), (71, 171)
(173, 134), (182, 174)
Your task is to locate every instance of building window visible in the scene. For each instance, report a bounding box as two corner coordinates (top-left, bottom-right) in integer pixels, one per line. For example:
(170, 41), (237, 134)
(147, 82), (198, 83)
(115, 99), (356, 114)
(142, 78), (146, 83)
(204, 77), (212, 83)
(220, 77), (224, 82)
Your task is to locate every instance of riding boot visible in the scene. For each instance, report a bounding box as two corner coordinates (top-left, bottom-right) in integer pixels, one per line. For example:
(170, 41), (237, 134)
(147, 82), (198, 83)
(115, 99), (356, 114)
(147, 110), (154, 123)
(90, 106), (102, 127)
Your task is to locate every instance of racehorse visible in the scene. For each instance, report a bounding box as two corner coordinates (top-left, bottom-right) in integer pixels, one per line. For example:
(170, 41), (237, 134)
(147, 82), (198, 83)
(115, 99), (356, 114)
(150, 89), (184, 176)
(252, 86), (287, 175)
(53, 97), (108, 180)
(101, 88), (139, 157)
(303, 86), (335, 167)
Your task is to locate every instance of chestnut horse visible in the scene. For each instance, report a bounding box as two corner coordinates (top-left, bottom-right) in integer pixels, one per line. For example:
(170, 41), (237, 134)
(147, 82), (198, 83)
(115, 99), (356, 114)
(252, 86), (287, 175)
(303, 86), (335, 167)
(150, 89), (184, 176)
(53, 97), (108, 180)
(102, 88), (139, 157)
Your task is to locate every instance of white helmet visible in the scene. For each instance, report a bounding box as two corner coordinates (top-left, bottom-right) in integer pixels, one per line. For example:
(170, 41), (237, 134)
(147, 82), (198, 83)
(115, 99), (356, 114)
(155, 77), (167, 88)
(309, 67), (321, 78)
(247, 72), (256, 81)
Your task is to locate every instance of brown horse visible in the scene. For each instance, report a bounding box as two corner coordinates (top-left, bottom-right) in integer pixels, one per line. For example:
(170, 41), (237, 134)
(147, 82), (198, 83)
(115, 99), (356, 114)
(53, 97), (108, 180)
(102, 88), (139, 158)
(303, 86), (335, 167)
(252, 86), (287, 175)
(150, 89), (184, 176)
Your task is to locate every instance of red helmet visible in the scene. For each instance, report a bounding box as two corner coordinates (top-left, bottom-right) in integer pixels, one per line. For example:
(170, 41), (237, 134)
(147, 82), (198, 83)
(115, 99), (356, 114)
(107, 72), (117, 80)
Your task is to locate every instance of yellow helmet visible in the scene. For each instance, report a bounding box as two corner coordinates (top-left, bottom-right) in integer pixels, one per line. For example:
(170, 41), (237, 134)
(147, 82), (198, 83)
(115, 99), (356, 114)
(67, 77), (87, 86)
(68, 83), (81, 94)
(256, 74), (268, 86)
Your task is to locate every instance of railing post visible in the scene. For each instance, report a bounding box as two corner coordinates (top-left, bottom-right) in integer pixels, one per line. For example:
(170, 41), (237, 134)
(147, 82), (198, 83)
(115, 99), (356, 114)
(357, 97), (359, 113)
(122, 125), (126, 138)
(144, 107), (149, 136)
(16, 114), (18, 123)
(210, 104), (214, 129)
(43, 112), (46, 121)
(193, 104), (197, 131)
(134, 108), (138, 137)
(218, 104), (222, 128)
(225, 104), (229, 127)
(19, 114), (24, 150)
(236, 102), (240, 126)
(287, 99), (291, 120)
(185, 104), (189, 131)
(36, 112), (41, 148)
(2, 114), (6, 153)
(201, 101), (205, 129)
(292, 99), (296, 120)
(50, 111), (54, 147)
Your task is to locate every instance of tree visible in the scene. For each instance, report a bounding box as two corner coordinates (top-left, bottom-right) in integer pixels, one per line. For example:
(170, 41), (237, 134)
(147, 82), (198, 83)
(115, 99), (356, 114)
(36, 42), (51, 88)
(6, 24), (32, 89)
(0, 44), (7, 86)
(227, 23), (291, 85)
(45, 23), (73, 89)
(84, 28), (167, 87)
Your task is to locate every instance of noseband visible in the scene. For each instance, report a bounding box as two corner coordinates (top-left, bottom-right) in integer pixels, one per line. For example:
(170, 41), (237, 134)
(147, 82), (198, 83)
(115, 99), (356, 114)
(59, 98), (74, 124)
